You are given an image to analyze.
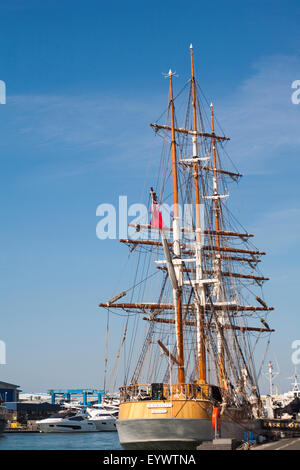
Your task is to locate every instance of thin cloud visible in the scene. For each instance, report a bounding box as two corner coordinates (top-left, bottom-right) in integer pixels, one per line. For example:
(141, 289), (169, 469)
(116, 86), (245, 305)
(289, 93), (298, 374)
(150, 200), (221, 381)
(216, 55), (300, 173)
(253, 207), (300, 254)
(0, 93), (163, 178)
(2, 54), (300, 179)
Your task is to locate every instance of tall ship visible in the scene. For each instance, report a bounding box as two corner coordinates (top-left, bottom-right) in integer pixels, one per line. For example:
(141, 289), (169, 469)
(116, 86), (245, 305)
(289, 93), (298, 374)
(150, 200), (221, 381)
(99, 45), (274, 449)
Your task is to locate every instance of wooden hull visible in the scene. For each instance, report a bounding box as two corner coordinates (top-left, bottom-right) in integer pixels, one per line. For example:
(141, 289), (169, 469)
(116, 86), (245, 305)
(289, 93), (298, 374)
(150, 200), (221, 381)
(117, 399), (260, 450)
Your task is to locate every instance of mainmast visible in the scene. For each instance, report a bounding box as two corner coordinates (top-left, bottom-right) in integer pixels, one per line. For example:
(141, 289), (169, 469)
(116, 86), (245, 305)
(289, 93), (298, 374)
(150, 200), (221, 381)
(210, 103), (226, 389)
(190, 44), (206, 383)
(210, 103), (221, 263)
(168, 69), (185, 384)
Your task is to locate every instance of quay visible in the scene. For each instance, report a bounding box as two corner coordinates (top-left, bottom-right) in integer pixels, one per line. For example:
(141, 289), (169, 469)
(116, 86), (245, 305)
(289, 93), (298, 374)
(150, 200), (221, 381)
(197, 436), (300, 450)
(253, 437), (300, 450)
(196, 418), (300, 450)
(0, 381), (105, 433)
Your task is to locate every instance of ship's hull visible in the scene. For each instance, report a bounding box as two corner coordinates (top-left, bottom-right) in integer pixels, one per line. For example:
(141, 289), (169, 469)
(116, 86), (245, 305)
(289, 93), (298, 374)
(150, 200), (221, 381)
(117, 417), (260, 450)
(117, 399), (261, 450)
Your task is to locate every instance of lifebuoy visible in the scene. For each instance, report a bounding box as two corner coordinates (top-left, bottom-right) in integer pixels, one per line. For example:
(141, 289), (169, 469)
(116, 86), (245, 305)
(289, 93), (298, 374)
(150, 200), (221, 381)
(212, 407), (221, 432)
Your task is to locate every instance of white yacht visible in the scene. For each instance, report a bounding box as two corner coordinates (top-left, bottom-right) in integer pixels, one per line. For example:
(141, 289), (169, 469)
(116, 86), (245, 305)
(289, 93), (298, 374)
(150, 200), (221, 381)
(37, 409), (97, 433)
(37, 404), (119, 432)
(86, 406), (118, 431)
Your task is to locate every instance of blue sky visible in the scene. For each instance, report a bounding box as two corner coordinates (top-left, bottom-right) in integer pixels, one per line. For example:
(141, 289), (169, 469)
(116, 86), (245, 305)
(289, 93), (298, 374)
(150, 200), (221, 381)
(0, 0), (300, 394)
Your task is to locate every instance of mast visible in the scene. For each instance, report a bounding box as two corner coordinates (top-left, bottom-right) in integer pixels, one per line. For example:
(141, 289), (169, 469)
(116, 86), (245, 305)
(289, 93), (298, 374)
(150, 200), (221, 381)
(210, 103), (221, 268)
(268, 361), (274, 396)
(190, 44), (206, 383)
(210, 103), (226, 389)
(168, 69), (185, 384)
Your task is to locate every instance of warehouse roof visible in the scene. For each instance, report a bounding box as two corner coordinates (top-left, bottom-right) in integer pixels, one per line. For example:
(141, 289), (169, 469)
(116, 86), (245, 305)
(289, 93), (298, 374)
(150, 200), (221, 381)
(0, 381), (20, 389)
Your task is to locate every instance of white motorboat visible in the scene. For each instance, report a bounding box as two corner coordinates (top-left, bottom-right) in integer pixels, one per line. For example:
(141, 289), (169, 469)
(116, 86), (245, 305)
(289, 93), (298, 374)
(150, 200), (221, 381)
(86, 406), (118, 431)
(37, 409), (97, 433)
(37, 404), (119, 432)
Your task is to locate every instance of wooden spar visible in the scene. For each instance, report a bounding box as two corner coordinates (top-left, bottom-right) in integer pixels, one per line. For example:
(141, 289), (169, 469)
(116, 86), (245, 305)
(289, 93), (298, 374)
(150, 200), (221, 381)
(143, 317), (275, 333)
(157, 340), (181, 366)
(169, 70), (185, 384)
(158, 266), (269, 282)
(183, 251), (261, 264)
(119, 239), (266, 256)
(203, 245), (266, 256)
(128, 223), (254, 238)
(203, 254), (260, 263)
(98, 302), (274, 312)
(148, 317), (195, 326)
(190, 44), (198, 142)
(150, 123), (230, 141)
(178, 161), (242, 178)
(120, 239), (166, 247)
(207, 230), (253, 239)
(108, 291), (126, 304)
(190, 44), (206, 383)
(179, 161), (242, 180)
(169, 72), (179, 219)
(98, 302), (186, 310)
(206, 270), (269, 282)
(200, 166), (242, 180)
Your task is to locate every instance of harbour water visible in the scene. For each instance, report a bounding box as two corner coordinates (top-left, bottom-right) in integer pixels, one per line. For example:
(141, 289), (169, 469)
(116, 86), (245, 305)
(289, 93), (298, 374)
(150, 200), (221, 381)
(0, 432), (122, 450)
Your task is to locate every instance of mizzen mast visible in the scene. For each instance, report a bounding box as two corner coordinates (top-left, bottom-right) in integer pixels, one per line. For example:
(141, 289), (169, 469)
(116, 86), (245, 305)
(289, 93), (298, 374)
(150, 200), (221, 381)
(210, 102), (227, 389)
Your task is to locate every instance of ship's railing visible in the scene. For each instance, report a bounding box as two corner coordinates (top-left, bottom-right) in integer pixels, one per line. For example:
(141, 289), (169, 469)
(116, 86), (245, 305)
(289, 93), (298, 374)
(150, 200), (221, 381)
(119, 383), (210, 403)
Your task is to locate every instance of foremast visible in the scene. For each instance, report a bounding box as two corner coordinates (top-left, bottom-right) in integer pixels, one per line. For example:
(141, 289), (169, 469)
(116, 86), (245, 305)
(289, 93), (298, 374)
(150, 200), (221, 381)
(168, 69), (185, 384)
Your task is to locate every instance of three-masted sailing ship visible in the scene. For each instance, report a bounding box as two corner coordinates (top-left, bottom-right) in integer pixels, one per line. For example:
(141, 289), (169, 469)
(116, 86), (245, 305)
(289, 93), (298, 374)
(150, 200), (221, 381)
(99, 45), (274, 449)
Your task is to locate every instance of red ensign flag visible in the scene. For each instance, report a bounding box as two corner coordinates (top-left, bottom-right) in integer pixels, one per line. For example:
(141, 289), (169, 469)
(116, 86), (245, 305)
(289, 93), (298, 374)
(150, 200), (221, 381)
(150, 200), (164, 230)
